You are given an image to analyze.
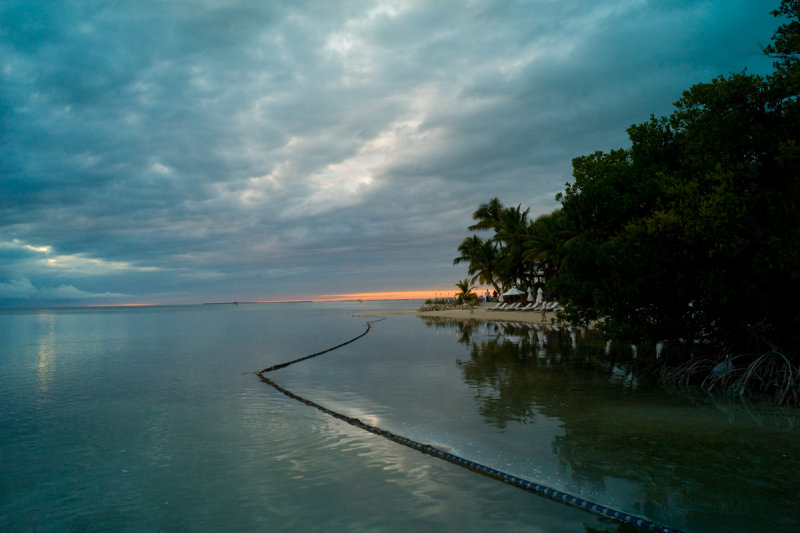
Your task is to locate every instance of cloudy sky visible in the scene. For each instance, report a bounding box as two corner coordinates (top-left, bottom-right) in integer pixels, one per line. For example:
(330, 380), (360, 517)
(0, 0), (781, 307)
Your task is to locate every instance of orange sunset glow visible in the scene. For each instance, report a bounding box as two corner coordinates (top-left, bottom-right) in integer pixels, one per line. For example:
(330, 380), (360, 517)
(315, 289), (459, 301)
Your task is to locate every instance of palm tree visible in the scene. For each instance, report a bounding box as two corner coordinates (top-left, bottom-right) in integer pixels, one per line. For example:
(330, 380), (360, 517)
(494, 204), (534, 290)
(468, 197), (505, 232)
(453, 235), (502, 293)
(455, 278), (478, 305)
(461, 199), (534, 291)
(523, 209), (571, 288)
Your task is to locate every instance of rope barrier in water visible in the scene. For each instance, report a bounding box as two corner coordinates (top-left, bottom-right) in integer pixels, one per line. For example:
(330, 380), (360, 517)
(257, 317), (384, 374)
(256, 316), (685, 533)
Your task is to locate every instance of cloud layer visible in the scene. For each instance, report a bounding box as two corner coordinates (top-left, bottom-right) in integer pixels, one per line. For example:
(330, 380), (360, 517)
(0, 0), (779, 305)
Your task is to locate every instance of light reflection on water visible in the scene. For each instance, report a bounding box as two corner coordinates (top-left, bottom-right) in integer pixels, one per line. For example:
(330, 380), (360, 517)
(415, 316), (800, 533)
(36, 312), (56, 394)
(1, 304), (627, 533)
(1, 305), (798, 532)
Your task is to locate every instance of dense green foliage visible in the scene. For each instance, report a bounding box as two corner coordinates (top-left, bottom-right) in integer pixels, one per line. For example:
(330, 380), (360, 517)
(455, 2), (800, 362)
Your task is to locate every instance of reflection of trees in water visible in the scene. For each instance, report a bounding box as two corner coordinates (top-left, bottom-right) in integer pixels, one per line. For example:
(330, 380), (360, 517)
(422, 317), (638, 429)
(460, 337), (539, 428)
(419, 317), (800, 533)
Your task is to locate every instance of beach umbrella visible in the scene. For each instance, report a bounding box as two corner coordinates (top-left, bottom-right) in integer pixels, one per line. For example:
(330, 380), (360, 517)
(527, 288), (535, 302)
(502, 287), (524, 303)
(502, 288), (524, 296)
(535, 287), (543, 304)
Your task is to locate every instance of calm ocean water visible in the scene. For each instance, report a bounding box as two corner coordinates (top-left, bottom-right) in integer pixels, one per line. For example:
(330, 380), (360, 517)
(1, 302), (798, 532)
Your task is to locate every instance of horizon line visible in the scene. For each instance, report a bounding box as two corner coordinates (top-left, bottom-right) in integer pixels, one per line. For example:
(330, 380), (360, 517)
(3, 288), (471, 310)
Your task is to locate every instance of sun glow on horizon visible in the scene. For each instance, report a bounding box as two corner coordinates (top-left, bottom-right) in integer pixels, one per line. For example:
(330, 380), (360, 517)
(314, 289), (457, 301)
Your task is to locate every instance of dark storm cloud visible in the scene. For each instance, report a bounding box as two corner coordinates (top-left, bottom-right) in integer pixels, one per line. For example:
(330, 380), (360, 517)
(0, 0), (780, 305)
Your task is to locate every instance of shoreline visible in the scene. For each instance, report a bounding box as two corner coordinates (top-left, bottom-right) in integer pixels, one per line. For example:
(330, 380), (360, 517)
(382, 302), (558, 324)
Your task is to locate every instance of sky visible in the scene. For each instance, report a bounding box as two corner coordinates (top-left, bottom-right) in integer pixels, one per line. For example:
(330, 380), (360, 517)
(0, 0), (782, 307)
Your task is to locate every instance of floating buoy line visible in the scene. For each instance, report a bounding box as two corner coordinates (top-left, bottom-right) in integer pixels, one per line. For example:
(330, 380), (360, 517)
(256, 316), (684, 533)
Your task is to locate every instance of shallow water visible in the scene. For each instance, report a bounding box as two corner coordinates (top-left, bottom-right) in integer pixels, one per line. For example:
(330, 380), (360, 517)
(1, 303), (798, 532)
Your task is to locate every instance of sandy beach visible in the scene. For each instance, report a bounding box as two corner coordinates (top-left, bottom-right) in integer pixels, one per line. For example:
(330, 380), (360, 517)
(384, 302), (557, 324)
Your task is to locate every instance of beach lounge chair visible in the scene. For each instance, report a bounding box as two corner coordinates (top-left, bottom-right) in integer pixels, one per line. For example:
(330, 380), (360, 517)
(504, 302), (521, 310)
(488, 303), (507, 311)
(518, 303), (534, 311)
